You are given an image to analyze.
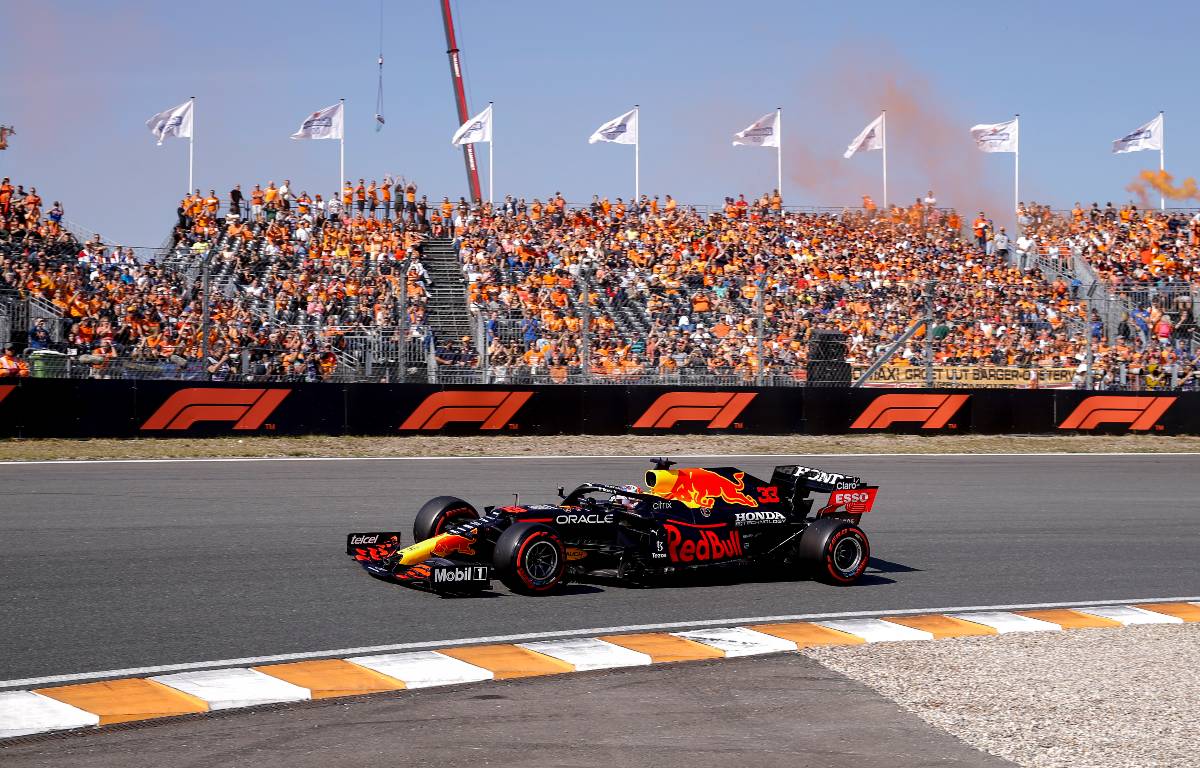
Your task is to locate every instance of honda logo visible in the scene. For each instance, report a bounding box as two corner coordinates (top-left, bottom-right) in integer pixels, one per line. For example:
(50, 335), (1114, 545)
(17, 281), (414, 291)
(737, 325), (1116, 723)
(1058, 396), (1176, 431)
(142, 388), (290, 431)
(399, 391), (532, 431)
(851, 393), (968, 429)
(632, 392), (757, 429)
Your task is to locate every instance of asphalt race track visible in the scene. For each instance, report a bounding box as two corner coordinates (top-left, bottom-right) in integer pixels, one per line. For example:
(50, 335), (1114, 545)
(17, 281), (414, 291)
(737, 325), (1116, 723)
(2, 454), (1198, 683)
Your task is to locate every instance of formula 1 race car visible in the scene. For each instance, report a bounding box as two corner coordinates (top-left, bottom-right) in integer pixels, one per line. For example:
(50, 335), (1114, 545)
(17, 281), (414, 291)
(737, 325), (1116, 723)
(345, 460), (878, 596)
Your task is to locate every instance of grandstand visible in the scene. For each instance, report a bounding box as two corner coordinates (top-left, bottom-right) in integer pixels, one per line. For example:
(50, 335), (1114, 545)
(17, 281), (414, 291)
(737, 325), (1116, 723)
(1, 174), (1196, 390)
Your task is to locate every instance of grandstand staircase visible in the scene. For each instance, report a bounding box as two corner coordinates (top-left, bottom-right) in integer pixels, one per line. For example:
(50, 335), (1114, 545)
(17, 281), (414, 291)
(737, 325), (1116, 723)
(421, 236), (475, 345)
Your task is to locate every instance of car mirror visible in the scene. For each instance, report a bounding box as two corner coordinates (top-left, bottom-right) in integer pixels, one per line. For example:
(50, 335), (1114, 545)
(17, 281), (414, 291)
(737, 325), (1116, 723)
(557, 486), (565, 498)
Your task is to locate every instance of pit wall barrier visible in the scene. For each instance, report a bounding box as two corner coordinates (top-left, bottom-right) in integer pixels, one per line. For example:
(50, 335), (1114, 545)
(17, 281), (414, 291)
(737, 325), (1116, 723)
(0, 380), (1193, 438)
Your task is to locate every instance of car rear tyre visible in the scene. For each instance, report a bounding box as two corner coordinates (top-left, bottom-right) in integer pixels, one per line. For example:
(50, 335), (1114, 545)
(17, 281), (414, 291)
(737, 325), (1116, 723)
(798, 518), (870, 585)
(494, 523), (566, 595)
(413, 496), (479, 542)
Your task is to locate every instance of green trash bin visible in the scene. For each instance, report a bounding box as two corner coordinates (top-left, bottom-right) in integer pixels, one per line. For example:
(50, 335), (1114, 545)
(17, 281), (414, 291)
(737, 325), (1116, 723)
(29, 350), (67, 378)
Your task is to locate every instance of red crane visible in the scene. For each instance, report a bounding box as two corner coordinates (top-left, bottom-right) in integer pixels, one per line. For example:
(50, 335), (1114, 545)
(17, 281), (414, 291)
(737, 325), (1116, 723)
(439, 0), (483, 203)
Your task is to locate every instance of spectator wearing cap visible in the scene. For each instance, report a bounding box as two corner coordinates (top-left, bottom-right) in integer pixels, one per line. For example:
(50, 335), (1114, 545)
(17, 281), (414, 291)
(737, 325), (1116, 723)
(27, 318), (51, 351)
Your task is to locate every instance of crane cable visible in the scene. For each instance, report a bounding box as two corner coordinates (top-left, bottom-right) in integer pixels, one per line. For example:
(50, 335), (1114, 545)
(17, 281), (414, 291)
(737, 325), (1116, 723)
(374, 0), (385, 131)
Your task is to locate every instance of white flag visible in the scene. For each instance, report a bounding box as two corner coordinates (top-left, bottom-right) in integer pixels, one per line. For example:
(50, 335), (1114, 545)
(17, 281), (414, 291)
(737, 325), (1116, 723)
(1112, 114), (1162, 154)
(146, 100), (193, 146)
(843, 113), (884, 159)
(291, 102), (344, 140)
(970, 118), (1018, 153)
(732, 111), (779, 148)
(589, 108), (638, 145)
(452, 104), (493, 146)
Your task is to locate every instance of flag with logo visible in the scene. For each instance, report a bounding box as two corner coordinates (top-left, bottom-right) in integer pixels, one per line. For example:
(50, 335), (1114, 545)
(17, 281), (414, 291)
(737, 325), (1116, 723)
(843, 113), (884, 158)
(452, 104), (493, 146)
(146, 100), (193, 146)
(291, 102), (344, 140)
(732, 111), (779, 148)
(1112, 114), (1162, 154)
(970, 118), (1018, 153)
(589, 108), (638, 144)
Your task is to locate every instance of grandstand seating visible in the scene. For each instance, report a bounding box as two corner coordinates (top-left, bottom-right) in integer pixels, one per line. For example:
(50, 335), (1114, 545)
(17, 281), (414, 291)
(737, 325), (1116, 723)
(2, 175), (1197, 389)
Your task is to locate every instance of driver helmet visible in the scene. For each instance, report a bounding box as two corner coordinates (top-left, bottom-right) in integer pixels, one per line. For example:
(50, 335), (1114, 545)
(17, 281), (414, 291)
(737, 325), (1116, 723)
(611, 483), (641, 510)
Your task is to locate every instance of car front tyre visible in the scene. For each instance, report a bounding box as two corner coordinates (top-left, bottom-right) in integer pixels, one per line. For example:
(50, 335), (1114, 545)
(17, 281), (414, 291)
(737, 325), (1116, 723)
(413, 496), (479, 542)
(494, 523), (567, 595)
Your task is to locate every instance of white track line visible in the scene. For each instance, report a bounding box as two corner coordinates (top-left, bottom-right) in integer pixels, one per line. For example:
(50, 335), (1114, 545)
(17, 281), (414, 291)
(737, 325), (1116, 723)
(3, 595), (1196, 690)
(0, 452), (1195, 467)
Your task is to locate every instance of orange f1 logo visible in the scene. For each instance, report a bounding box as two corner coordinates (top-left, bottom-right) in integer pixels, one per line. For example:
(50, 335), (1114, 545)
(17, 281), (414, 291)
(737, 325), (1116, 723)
(1058, 396), (1176, 431)
(850, 393), (968, 429)
(141, 388), (290, 431)
(399, 391), (532, 430)
(632, 392), (757, 429)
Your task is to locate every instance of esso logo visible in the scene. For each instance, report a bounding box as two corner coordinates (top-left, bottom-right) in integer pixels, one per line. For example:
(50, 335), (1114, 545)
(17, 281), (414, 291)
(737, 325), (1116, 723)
(834, 491), (871, 504)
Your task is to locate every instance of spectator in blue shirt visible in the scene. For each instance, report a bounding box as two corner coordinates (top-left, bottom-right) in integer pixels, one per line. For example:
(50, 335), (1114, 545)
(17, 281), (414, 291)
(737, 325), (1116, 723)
(27, 318), (51, 351)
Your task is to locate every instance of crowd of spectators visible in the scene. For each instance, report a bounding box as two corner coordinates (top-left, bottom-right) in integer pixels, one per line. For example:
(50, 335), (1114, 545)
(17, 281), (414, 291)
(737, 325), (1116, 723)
(1, 176), (448, 381)
(1016, 201), (1199, 387)
(2, 173), (1198, 388)
(455, 193), (1192, 385)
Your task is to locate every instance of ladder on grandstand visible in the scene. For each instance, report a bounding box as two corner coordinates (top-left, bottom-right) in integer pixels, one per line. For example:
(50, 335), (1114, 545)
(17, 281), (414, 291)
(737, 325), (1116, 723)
(420, 236), (475, 347)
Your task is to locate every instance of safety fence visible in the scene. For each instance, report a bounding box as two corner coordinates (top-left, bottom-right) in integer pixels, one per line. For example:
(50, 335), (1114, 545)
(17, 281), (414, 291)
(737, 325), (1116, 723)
(0, 379), (1194, 437)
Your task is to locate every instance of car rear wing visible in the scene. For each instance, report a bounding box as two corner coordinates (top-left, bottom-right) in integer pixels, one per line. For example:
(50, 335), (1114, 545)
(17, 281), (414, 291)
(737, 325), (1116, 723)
(769, 465), (878, 521)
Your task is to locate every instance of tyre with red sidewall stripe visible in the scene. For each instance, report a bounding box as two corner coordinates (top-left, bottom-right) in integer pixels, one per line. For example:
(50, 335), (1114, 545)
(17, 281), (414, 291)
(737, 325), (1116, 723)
(797, 518), (870, 585)
(413, 496), (479, 542)
(494, 522), (566, 595)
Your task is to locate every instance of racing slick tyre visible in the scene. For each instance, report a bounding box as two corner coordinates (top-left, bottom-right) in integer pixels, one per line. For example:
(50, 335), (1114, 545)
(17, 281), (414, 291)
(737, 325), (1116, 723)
(493, 523), (567, 595)
(413, 496), (479, 541)
(798, 518), (870, 585)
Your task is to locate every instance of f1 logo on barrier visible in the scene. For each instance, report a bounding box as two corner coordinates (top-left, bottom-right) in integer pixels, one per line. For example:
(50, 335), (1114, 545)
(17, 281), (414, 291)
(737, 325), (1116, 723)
(850, 393), (968, 429)
(632, 392), (757, 429)
(1058, 396), (1176, 431)
(399, 391), (532, 431)
(141, 388), (290, 431)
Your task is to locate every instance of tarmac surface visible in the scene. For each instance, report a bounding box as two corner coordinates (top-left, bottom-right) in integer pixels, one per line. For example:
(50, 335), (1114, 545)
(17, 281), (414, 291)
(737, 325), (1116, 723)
(0, 654), (1012, 768)
(2, 454), (1198, 683)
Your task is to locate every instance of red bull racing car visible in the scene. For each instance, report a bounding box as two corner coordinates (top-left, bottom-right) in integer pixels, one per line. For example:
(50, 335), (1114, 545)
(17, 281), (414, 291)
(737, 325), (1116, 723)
(345, 460), (878, 596)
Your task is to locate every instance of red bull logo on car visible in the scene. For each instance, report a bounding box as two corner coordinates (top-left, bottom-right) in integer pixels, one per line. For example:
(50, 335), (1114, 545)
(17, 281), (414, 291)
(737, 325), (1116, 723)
(664, 524), (743, 563)
(648, 468), (759, 508)
(430, 534), (477, 558)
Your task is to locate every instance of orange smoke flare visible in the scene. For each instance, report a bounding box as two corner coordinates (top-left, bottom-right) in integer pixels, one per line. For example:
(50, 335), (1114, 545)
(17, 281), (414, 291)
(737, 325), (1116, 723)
(1127, 169), (1200, 207)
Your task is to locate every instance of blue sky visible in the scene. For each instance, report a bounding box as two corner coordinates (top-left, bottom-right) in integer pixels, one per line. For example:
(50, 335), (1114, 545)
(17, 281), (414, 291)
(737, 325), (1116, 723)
(1, 0), (1196, 248)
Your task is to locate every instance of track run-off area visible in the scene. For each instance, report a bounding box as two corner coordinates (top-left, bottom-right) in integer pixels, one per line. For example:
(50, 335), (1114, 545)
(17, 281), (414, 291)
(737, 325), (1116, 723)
(1, 452), (1197, 686)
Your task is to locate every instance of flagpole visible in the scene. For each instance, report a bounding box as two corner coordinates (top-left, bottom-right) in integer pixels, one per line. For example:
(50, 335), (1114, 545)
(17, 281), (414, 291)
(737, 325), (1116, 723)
(776, 107), (783, 203)
(188, 96), (195, 193)
(881, 110), (888, 209)
(1159, 110), (1165, 211)
(339, 98), (345, 199)
(488, 102), (494, 206)
(634, 105), (640, 202)
(1014, 113), (1020, 224)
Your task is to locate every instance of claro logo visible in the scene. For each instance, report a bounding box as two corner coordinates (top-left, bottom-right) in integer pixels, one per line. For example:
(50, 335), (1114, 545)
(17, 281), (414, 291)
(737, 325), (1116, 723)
(1058, 396), (1176, 431)
(633, 392), (757, 429)
(850, 393), (968, 429)
(141, 388), (290, 431)
(399, 391), (532, 430)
